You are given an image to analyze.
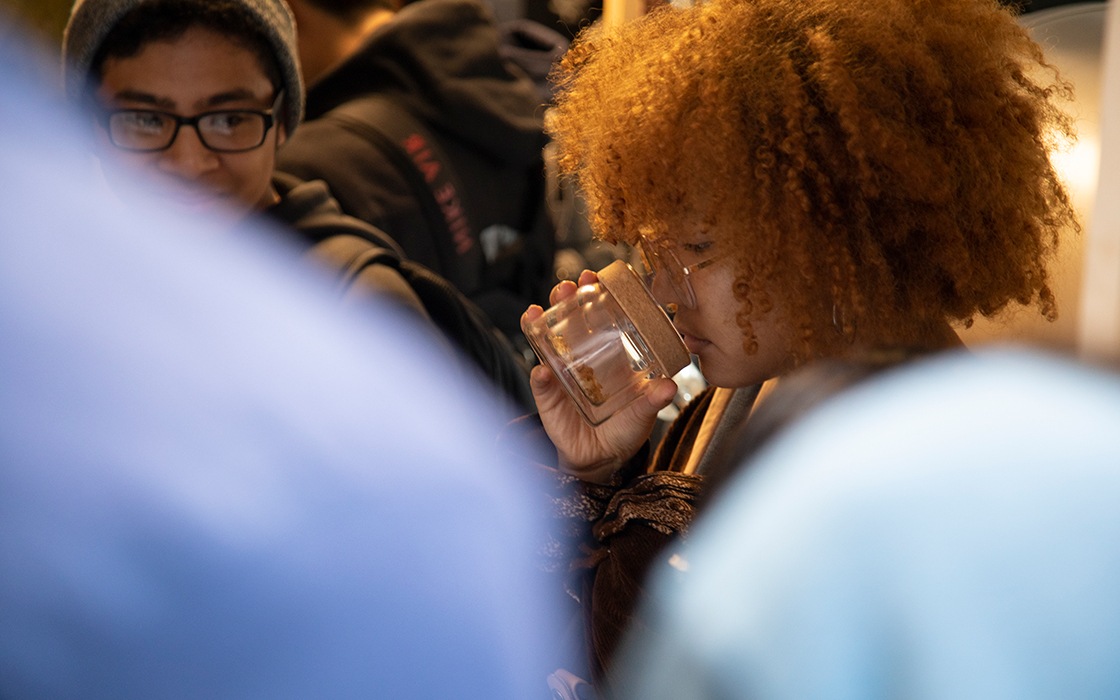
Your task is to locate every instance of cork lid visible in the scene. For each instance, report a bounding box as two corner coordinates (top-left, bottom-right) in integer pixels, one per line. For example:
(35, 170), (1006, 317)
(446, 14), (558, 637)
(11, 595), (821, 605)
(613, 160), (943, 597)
(598, 260), (690, 377)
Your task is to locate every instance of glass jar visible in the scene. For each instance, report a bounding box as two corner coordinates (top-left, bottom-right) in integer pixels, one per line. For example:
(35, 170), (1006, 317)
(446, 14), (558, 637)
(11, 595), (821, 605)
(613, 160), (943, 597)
(522, 260), (690, 426)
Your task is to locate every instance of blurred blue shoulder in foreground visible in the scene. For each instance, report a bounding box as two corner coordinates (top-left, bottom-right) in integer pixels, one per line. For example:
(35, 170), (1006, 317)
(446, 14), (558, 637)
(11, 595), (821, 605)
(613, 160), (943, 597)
(620, 349), (1120, 700)
(0, 18), (556, 700)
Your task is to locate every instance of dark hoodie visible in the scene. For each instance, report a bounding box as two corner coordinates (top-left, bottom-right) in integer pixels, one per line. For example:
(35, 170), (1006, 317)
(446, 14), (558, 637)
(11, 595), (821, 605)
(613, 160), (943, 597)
(276, 0), (553, 340)
(267, 172), (536, 413)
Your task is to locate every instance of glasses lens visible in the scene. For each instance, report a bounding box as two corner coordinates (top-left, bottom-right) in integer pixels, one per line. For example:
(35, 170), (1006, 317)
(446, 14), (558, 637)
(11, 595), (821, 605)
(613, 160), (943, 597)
(109, 111), (175, 151)
(198, 112), (267, 152)
(639, 240), (696, 309)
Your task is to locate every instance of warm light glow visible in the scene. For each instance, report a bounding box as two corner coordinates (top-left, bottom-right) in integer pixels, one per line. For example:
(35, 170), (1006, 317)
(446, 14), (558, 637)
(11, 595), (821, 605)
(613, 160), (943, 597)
(1051, 131), (1101, 201)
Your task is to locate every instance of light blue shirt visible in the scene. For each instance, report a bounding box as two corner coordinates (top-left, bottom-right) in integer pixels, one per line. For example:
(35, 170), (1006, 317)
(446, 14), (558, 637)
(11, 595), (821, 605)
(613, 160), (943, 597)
(620, 350), (1120, 700)
(0, 23), (556, 700)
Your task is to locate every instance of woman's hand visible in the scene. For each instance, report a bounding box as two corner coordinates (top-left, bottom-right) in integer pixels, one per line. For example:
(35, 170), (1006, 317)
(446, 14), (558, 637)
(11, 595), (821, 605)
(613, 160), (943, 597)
(523, 270), (679, 485)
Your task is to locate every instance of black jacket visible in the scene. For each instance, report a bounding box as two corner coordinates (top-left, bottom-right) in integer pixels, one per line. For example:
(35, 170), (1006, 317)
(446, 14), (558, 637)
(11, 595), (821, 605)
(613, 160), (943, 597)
(267, 172), (535, 413)
(276, 0), (554, 340)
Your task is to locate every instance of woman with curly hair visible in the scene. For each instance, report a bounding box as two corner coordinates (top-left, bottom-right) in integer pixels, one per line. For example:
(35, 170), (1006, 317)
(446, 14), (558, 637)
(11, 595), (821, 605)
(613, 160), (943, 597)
(521, 0), (1078, 688)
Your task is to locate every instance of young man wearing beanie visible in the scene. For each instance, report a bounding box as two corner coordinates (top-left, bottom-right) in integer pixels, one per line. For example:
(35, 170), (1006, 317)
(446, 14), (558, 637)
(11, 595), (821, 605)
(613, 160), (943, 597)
(63, 0), (431, 317)
(63, 0), (538, 411)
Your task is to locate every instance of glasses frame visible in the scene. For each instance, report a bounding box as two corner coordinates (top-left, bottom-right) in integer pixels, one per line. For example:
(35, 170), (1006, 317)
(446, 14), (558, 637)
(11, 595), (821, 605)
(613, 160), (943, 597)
(637, 238), (718, 310)
(98, 91), (283, 154)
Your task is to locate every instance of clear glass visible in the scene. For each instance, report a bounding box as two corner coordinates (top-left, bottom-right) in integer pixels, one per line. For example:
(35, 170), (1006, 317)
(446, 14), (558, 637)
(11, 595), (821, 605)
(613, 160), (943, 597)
(523, 281), (669, 426)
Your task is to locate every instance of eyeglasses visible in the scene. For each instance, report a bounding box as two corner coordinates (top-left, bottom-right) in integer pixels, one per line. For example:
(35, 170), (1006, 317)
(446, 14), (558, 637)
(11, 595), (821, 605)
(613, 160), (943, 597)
(637, 237), (718, 310)
(99, 92), (283, 153)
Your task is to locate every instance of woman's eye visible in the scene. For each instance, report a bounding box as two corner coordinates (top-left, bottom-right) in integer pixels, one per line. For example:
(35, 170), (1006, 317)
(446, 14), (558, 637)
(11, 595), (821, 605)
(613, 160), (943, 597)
(683, 241), (713, 255)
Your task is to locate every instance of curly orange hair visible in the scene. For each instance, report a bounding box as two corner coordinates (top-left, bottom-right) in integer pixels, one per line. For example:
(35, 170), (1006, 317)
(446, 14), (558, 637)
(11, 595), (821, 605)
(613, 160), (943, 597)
(549, 0), (1077, 360)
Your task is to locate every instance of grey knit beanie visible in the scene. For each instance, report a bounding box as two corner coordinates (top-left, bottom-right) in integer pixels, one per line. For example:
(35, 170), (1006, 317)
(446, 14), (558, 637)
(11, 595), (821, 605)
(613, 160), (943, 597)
(62, 0), (304, 135)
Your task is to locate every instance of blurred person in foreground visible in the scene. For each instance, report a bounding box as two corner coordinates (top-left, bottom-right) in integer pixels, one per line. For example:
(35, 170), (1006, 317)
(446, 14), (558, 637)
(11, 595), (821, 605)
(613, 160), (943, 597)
(0, 16), (558, 699)
(520, 0), (1079, 687)
(613, 349), (1120, 700)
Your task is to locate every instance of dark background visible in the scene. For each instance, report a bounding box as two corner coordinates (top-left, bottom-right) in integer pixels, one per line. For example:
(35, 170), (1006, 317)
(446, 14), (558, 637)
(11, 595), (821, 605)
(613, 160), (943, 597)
(3, 0), (1104, 51)
(1, 0), (72, 45)
(1017, 0), (1103, 12)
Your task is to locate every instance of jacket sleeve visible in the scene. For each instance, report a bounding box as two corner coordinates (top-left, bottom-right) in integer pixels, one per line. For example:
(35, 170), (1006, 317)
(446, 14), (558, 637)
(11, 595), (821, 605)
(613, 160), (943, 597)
(499, 409), (707, 686)
(302, 233), (433, 323)
(498, 414), (650, 576)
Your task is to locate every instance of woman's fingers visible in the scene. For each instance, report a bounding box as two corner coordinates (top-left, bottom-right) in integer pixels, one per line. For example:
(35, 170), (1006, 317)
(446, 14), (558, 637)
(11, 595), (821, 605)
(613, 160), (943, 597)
(645, 377), (679, 409)
(529, 363), (556, 391)
(549, 280), (577, 307)
(609, 378), (677, 441)
(522, 304), (544, 325)
(530, 365), (575, 417)
(524, 267), (673, 485)
(546, 271), (600, 307)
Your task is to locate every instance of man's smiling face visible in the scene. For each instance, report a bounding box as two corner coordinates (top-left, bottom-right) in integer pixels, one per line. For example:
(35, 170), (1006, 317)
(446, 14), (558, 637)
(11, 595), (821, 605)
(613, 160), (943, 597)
(96, 25), (285, 219)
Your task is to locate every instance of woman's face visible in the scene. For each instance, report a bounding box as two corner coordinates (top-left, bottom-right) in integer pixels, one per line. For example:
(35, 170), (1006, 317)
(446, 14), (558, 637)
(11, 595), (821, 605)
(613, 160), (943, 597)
(650, 238), (795, 388)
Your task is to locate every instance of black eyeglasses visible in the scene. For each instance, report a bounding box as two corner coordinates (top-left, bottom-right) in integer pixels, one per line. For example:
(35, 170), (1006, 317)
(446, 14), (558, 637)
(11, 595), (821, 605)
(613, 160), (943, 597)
(99, 92), (283, 153)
